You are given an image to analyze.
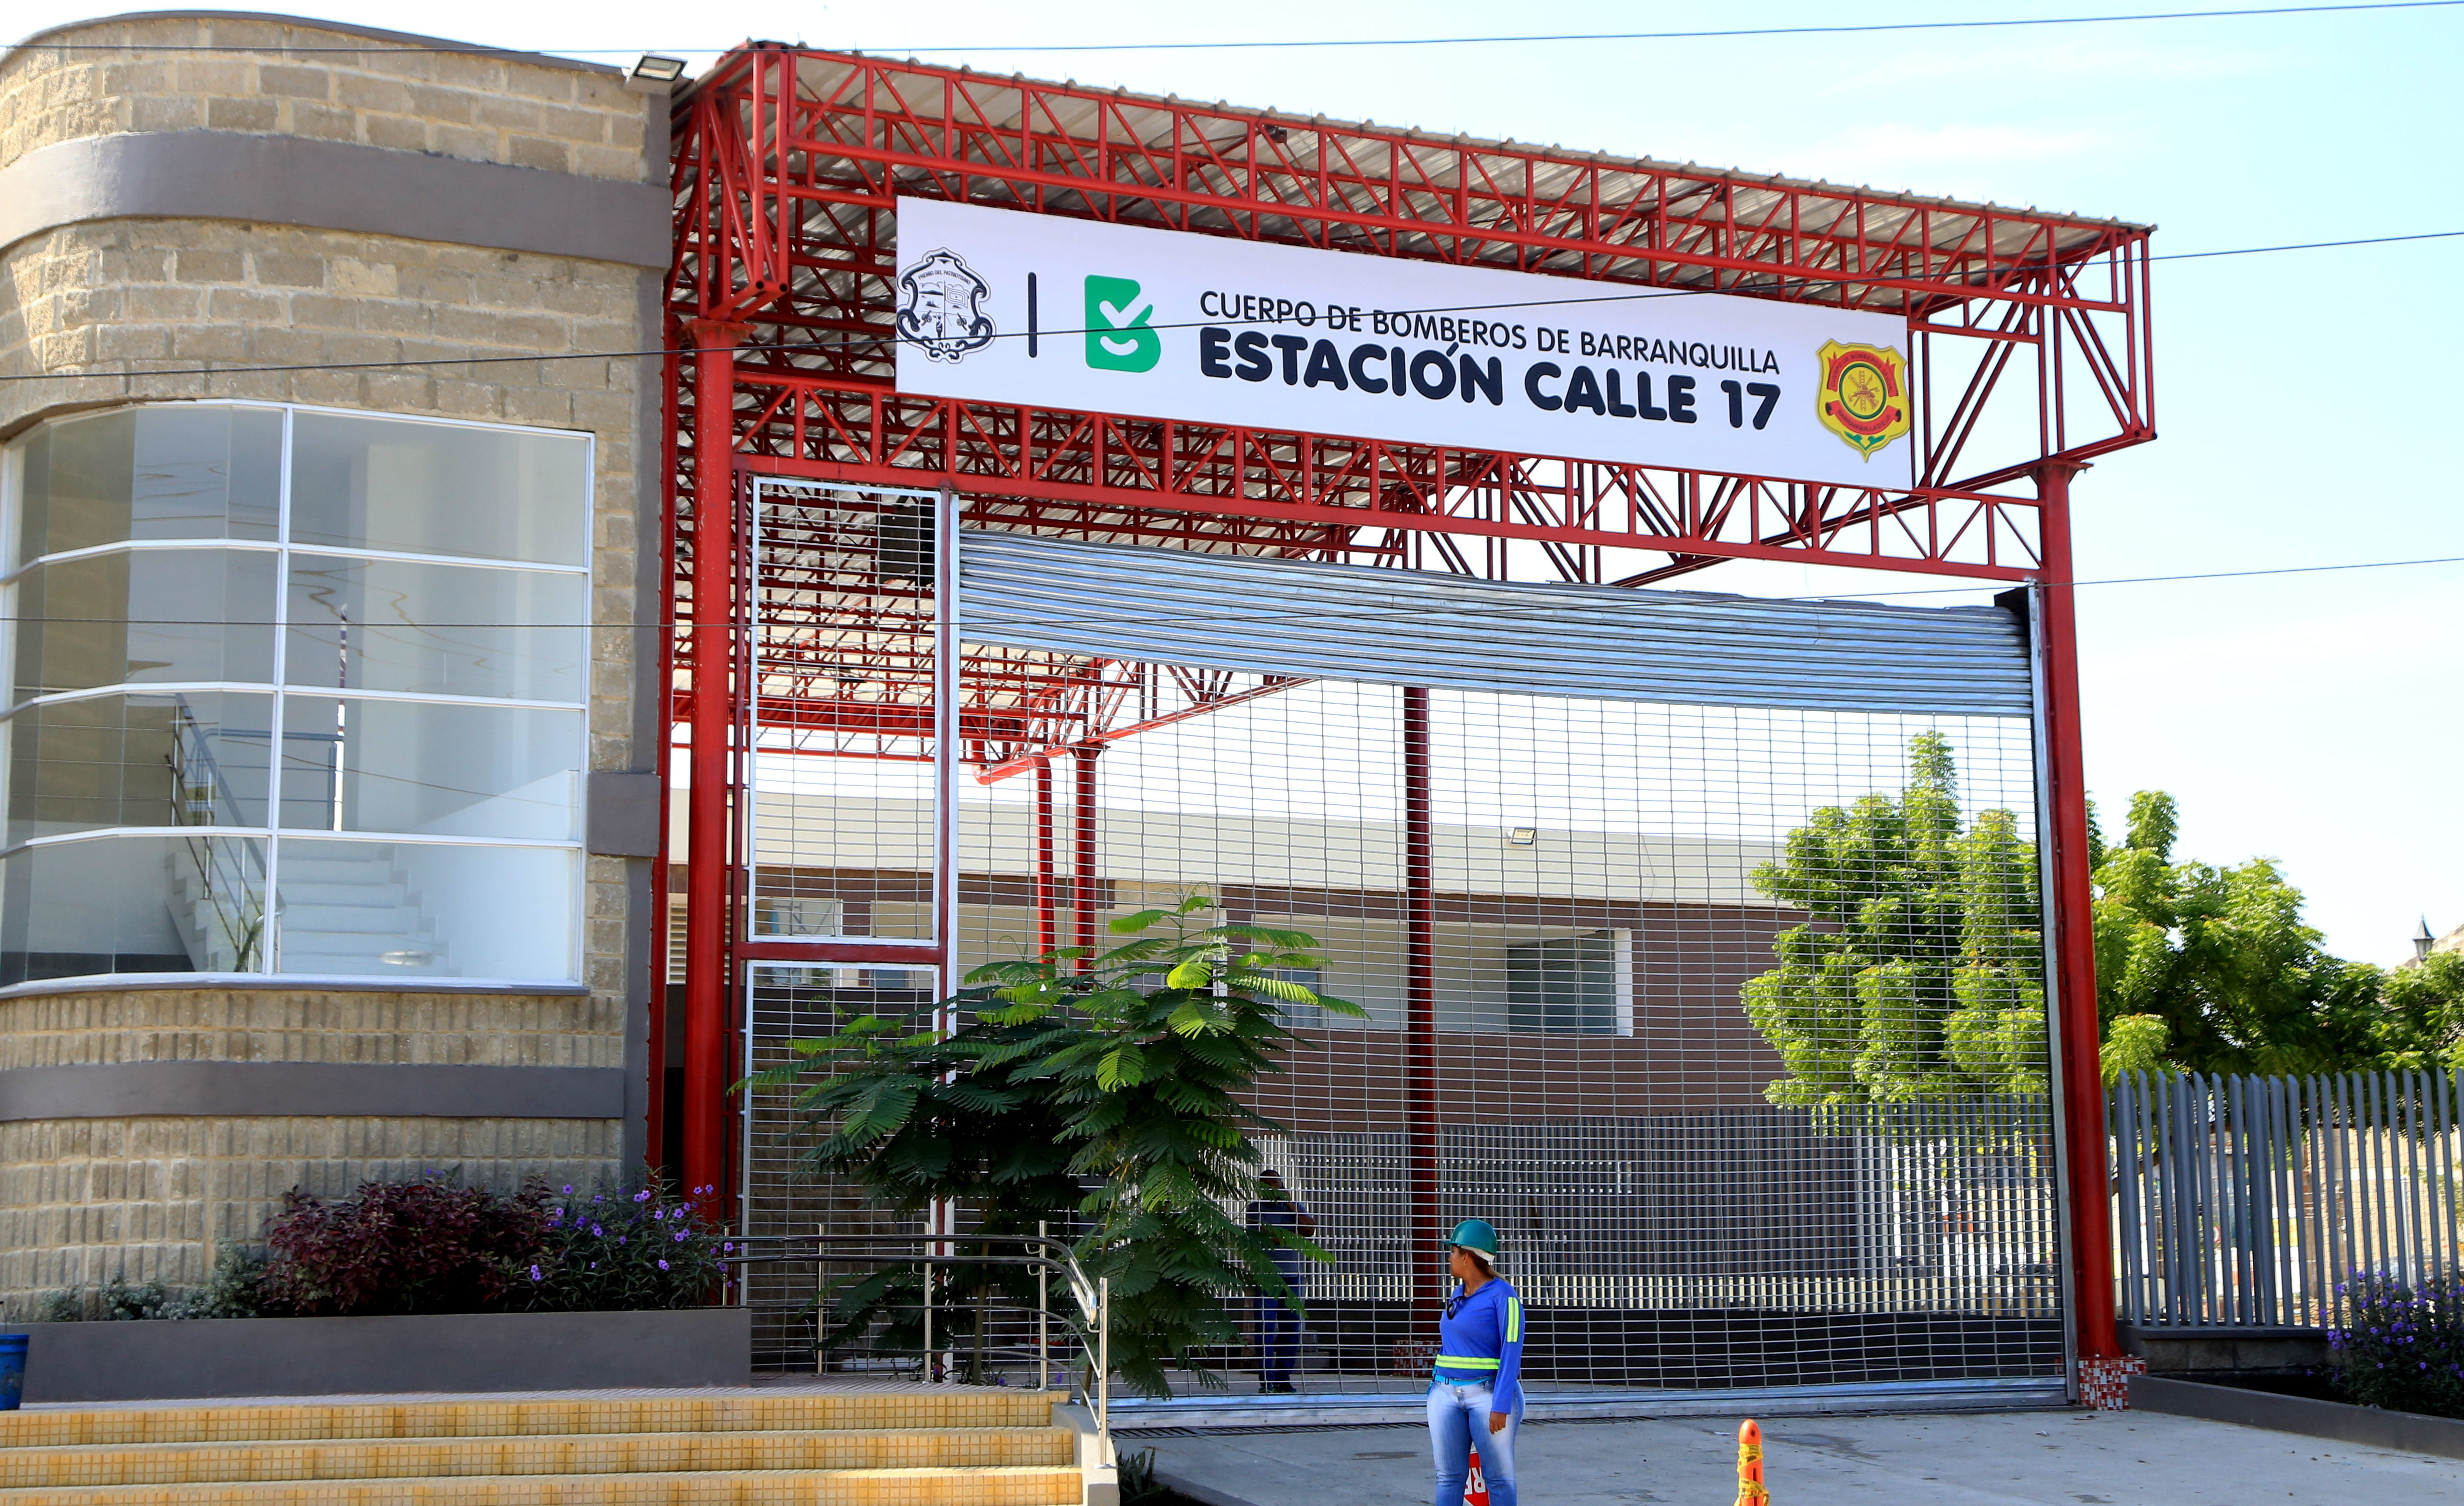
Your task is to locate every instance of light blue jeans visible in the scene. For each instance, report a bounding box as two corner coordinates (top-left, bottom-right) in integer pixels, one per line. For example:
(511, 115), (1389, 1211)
(1428, 1378), (1522, 1506)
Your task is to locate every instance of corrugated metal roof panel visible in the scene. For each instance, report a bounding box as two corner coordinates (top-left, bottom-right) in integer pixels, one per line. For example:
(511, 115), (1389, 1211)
(959, 533), (2032, 717)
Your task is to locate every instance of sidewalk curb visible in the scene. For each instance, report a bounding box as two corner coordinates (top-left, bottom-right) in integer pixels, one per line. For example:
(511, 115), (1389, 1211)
(2131, 1375), (2464, 1460)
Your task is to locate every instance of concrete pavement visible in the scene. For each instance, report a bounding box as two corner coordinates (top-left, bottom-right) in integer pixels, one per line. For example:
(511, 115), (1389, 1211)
(1144, 1405), (2464, 1504)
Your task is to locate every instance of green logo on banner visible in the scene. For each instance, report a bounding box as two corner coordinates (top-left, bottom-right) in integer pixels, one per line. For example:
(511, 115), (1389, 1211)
(1084, 275), (1161, 372)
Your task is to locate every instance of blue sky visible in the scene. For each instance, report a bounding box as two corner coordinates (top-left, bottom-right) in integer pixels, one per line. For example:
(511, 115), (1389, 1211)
(18, 1), (2462, 962)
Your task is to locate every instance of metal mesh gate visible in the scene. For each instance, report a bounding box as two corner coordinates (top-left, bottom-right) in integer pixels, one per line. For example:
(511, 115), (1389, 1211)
(730, 486), (2067, 1398)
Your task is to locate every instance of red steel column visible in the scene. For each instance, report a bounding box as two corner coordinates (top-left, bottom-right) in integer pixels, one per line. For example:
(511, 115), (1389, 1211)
(683, 320), (748, 1218)
(1072, 744), (1100, 966)
(1034, 755), (1058, 958)
(2037, 461), (2119, 1367)
(1402, 688), (1439, 1328)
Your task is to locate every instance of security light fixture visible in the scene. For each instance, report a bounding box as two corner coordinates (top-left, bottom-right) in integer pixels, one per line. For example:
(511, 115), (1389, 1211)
(1507, 827), (1538, 846)
(628, 55), (688, 93)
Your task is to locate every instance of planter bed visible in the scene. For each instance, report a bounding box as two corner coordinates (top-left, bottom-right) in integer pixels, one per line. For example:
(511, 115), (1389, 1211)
(2130, 1374), (2464, 1461)
(9, 1307), (749, 1402)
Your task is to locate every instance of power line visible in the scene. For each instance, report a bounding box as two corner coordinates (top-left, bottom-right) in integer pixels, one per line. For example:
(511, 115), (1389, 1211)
(12, 550), (2461, 635)
(2155, 229), (2462, 259)
(0, 227), (2450, 388)
(861, 0), (2464, 53)
(17, 1), (2461, 55)
(1781, 552), (2464, 600)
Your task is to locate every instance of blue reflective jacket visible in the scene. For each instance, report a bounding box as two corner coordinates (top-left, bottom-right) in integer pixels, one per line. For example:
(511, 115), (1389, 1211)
(1433, 1276), (1524, 1411)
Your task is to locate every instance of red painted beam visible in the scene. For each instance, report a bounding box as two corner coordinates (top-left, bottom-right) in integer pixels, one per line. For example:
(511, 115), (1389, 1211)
(1072, 744), (1100, 967)
(682, 320), (750, 1224)
(2036, 462), (2119, 1377)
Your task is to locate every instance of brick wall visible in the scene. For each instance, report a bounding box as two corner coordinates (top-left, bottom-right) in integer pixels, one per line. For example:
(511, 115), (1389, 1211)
(0, 14), (652, 181)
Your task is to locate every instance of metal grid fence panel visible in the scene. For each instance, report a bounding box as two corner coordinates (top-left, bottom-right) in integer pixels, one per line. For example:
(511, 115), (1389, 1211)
(729, 500), (2066, 1396)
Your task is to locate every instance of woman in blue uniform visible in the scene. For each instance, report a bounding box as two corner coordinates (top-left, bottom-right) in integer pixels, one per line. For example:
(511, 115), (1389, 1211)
(1429, 1218), (1523, 1506)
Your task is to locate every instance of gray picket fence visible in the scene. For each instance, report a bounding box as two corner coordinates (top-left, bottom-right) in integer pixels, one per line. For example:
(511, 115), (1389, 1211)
(2110, 1069), (2464, 1329)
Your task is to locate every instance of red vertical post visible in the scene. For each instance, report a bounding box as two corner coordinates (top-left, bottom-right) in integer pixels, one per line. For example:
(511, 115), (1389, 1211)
(1072, 744), (1100, 966)
(682, 319), (748, 1220)
(1034, 755), (1058, 958)
(1402, 687), (1439, 1328)
(2036, 461), (2119, 1370)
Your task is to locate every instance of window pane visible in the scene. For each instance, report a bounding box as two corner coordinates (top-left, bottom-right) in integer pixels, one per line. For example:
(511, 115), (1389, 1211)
(278, 696), (579, 839)
(285, 555), (586, 702)
(10, 549), (276, 705)
(12, 406), (280, 565)
(5, 691), (272, 845)
(1506, 934), (1618, 1035)
(0, 833), (268, 983)
(289, 412), (587, 565)
(273, 839), (573, 981)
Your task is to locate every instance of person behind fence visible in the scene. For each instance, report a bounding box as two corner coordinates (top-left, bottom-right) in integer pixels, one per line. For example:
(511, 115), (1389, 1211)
(1246, 1168), (1316, 1393)
(1430, 1218), (1525, 1506)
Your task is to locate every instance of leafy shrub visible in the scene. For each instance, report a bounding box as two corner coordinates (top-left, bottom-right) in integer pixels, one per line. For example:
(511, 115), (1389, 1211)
(2329, 1272), (2464, 1419)
(166, 1246), (268, 1319)
(769, 894), (1360, 1397)
(1117, 1448), (1164, 1502)
(33, 1272), (175, 1321)
(518, 1177), (729, 1312)
(258, 1172), (549, 1316)
(33, 1289), (82, 1322)
(31, 1174), (724, 1322)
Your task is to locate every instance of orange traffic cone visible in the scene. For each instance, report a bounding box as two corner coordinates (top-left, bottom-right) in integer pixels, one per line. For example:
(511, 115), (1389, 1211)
(1734, 1418), (1769, 1505)
(1464, 1440), (1491, 1506)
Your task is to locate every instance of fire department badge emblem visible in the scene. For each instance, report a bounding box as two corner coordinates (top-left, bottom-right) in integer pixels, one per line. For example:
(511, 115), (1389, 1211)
(897, 248), (996, 363)
(1814, 341), (1912, 460)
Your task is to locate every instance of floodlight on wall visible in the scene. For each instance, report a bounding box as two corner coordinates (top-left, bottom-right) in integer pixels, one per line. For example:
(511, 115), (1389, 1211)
(627, 55), (688, 93)
(1507, 827), (1538, 846)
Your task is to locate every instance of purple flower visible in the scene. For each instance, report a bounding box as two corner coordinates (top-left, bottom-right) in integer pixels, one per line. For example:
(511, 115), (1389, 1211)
(562, 1185), (574, 1195)
(529, 1265), (542, 1281)
(591, 1224), (604, 1237)
(618, 1235), (627, 1245)
(634, 1190), (653, 1203)
(652, 1209), (665, 1221)
(673, 1230), (688, 1242)
(658, 1260), (670, 1271)
(722, 1242), (734, 1253)
(592, 1194), (605, 1204)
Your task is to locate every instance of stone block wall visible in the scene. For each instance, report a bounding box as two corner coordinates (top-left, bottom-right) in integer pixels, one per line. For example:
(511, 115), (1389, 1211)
(0, 15), (671, 1313)
(0, 14), (653, 180)
(0, 986), (627, 1309)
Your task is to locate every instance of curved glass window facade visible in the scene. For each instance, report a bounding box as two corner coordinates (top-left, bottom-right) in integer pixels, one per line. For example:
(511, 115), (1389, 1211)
(0, 403), (590, 985)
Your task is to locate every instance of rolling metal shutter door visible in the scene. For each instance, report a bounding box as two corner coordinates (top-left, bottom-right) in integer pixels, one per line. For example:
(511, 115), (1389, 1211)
(958, 531), (2031, 716)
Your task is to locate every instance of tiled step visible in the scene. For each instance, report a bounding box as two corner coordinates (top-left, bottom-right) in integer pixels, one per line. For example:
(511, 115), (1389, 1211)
(0, 1393), (1061, 1450)
(0, 1464), (1085, 1506)
(0, 1427), (1072, 1487)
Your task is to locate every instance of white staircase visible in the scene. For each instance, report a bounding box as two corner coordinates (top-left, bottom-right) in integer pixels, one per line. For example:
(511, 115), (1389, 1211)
(271, 847), (450, 975)
(201, 847), (449, 977)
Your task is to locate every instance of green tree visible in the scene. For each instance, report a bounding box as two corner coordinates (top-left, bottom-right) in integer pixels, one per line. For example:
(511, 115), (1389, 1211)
(760, 895), (1365, 1398)
(1742, 733), (2047, 1106)
(2092, 791), (2464, 1074)
(756, 1007), (1084, 1373)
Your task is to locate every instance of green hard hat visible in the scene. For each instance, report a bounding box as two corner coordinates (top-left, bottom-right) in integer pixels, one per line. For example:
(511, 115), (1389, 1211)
(1448, 1218), (1501, 1264)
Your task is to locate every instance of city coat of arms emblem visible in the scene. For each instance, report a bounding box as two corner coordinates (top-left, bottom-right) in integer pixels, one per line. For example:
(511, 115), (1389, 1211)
(1814, 341), (1913, 460)
(897, 248), (997, 363)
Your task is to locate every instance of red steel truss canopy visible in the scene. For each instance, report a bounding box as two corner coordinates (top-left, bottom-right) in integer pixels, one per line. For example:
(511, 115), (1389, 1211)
(661, 41), (2153, 1392)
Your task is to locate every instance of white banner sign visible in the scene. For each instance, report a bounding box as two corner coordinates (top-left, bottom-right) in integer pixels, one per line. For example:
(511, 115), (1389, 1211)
(893, 197), (1919, 489)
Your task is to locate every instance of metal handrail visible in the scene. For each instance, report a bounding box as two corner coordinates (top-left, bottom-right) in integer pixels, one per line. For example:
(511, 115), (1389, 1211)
(163, 701), (269, 970)
(723, 1229), (1112, 1462)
